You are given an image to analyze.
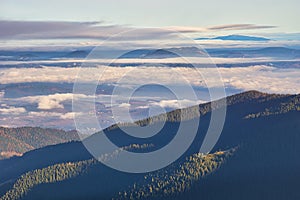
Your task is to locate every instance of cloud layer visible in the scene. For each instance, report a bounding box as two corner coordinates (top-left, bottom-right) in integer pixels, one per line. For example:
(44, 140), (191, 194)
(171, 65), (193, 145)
(0, 20), (277, 41)
(0, 65), (299, 94)
(1, 63), (299, 130)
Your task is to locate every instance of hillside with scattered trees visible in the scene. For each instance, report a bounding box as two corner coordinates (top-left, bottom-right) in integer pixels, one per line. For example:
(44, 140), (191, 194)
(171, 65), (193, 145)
(0, 127), (79, 159)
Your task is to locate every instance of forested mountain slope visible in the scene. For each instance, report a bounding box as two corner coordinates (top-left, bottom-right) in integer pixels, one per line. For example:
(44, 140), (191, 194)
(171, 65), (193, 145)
(0, 91), (299, 199)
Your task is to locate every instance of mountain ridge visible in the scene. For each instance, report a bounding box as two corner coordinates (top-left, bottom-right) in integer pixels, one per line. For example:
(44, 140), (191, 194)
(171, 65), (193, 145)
(195, 34), (270, 41)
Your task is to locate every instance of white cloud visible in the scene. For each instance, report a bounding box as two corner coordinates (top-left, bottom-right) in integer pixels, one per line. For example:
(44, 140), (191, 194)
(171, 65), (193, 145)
(60, 112), (83, 119)
(28, 111), (82, 120)
(118, 103), (131, 108)
(37, 95), (65, 109)
(28, 111), (61, 118)
(150, 99), (206, 109)
(0, 106), (26, 115)
(0, 67), (80, 84)
(16, 93), (93, 110)
(1, 56), (296, 66)
(220, 65), (300, 94)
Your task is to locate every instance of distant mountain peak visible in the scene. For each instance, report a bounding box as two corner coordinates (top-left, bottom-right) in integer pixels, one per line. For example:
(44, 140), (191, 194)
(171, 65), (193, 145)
(196, 34), (270, 41)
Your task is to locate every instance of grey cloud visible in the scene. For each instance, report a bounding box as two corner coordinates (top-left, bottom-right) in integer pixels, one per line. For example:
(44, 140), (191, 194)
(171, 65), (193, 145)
(0, 20), (277, 41)
(0, 20), (127, 40)
(0, 20), (175, 41)
(208, 24), (277, 31)
(167, 24), (277, 33)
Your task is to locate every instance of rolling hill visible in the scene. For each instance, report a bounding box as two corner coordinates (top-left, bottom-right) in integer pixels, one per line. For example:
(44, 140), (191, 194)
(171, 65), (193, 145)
(0, 127), (79, 159)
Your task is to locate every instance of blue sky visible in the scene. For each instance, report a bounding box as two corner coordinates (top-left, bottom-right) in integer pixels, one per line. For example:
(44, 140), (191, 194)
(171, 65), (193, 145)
(0, 0), (299, 32)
